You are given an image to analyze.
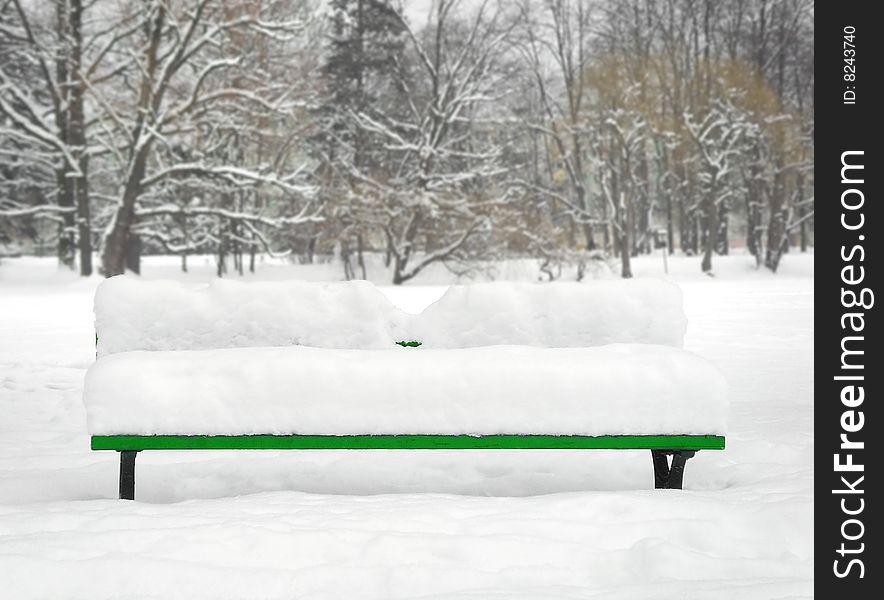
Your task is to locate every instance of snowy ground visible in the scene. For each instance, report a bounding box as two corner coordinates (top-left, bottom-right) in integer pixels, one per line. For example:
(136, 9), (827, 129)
(0, 253), (814, 599)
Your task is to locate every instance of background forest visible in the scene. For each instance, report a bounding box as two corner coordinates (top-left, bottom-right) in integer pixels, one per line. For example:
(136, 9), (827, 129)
(0, 0), (814, 283)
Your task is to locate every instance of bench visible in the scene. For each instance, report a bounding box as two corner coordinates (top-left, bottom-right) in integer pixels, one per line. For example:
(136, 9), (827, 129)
(84, 278), (727, 499)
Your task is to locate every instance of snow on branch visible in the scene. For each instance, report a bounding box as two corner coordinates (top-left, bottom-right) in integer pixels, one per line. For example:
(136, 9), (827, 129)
(141, 164), (318, 198)
(134, 203), (323, 228)
(0, 203), (76, 219)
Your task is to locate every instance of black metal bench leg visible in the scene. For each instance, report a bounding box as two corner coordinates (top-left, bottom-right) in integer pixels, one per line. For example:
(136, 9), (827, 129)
(651, 450), (696, 489)
(119, 451), (138, 500)
(666, 451), (695, 489)
(652, 450), (671, 489)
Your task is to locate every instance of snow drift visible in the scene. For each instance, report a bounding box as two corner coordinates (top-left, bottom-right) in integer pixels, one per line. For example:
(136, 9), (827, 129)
(411, 280), (687, 348)
(94, 277), (688, 353)
(84, 344), (727, 436)
(94, 276), (408, 356)
(87, 277), (722, 438)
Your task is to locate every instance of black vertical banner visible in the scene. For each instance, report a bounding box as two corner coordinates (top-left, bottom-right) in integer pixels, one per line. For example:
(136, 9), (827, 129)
(817, 2), (879, 595)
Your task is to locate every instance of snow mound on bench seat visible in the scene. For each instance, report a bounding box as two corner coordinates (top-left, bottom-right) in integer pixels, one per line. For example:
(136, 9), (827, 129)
(409, 280), (687, 348)
(94, 277), (408, 356)
(84, 345), (727, 436)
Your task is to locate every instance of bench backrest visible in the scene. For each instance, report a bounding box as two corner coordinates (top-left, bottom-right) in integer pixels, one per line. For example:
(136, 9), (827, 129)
(94, 277), (407, 356)
(94, 277), (686, 355)
(410, 280), (686, 348)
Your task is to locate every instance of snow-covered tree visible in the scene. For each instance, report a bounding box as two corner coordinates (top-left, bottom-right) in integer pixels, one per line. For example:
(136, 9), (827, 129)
(0, 0), (119, 274)
(1, 0), (815, 279)
(588, 109), (651, 278)
(515, 0), (600, 252)
(97, 0), (321, 276)
(685, 100), (750, 274)
(346, 0), (518, 284)
(312, 0), (406, 279)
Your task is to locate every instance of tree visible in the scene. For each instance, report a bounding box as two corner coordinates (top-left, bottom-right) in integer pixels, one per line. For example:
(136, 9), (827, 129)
(516, 0), (600, 252)
(589, 109), (651, 278)
(347, 0), (517, 284)
(0, 0), (115, 274)
(313, 0), (406, 279)
(1, 0), (815, 279)
(685, 99), (749, 274)
(97, 0), (318, 276)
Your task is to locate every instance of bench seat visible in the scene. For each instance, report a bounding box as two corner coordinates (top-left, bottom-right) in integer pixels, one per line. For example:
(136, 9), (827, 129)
(92, 434), (726, 451)
(84, 344), (727, 438)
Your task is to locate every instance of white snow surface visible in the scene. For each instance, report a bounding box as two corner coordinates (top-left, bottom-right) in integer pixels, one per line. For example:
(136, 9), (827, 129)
(94, 276), (687, 354)
(412, 279), (687, 348)
(87, 276), (704, 436)
(94, 276), (408, 356)
(85, 344), (726, 436)
(0, 253), (813, 599)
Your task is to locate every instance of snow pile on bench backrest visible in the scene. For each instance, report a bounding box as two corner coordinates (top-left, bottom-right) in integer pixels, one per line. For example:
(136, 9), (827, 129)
(94, 277), (407, 356)
(409, 279), (687, 348)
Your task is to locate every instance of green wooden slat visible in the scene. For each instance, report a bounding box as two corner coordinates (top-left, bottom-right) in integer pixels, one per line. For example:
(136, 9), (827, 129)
(92, 434), (725, 451)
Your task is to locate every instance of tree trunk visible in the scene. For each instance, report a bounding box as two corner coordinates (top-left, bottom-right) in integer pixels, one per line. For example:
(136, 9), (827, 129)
(99, 3), (165, 277)
(356, 231), (367, 279)
(701, 199), (716, 273)
(392, 257), (406, 285)
(582, 223), (596, 251)
(746, 192), (763, 267)
(341, 238), (354, 280)
(69, 0), (91, 276)
(180, 214), (188, 272)
(796, 170), (808, 252)
(56, 169), (76, 270)
(125, 234), (141, 274)
(100, 155), (148, 276)
(54, 0), (75, 270)
(217, 220), (227, 277)
(764, 161), (788, 271)
(74, 168), (91, 275)
(620, 229), (632, 278)
(716, 200), (729, 255)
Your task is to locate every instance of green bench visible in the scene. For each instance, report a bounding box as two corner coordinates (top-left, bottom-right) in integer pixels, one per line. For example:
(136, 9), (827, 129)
(85, 277), (727, 500)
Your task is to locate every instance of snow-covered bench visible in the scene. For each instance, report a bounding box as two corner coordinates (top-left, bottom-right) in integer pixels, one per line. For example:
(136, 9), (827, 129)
(84, 277), (727, 499)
